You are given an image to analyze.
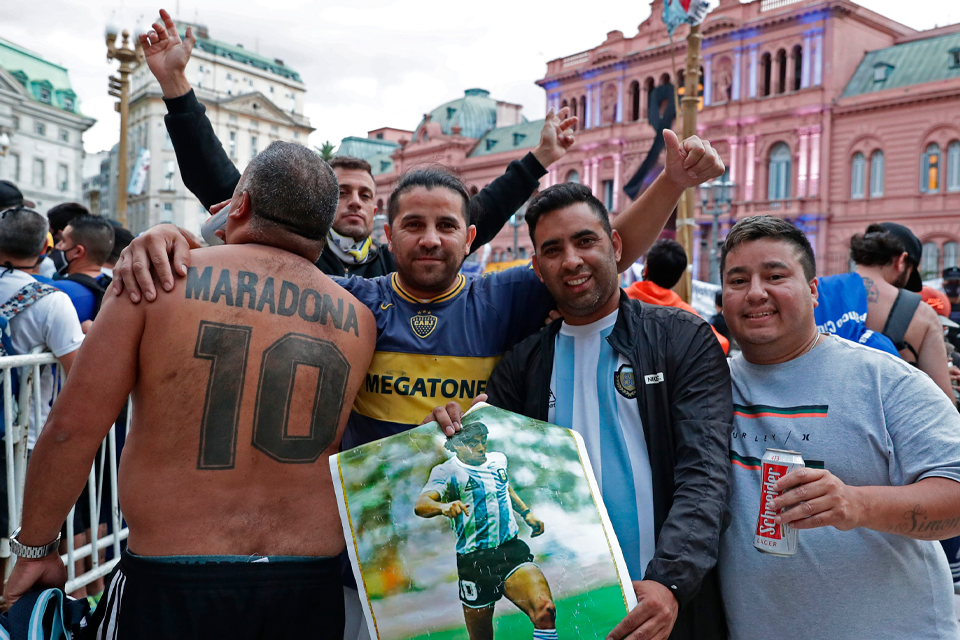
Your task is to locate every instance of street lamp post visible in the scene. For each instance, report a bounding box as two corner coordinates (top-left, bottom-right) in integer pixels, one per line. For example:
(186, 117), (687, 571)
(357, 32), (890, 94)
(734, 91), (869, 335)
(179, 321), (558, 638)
(105, 14), (144, 227)
(700, 179), (735, 285)
(510, 211), (525, 260)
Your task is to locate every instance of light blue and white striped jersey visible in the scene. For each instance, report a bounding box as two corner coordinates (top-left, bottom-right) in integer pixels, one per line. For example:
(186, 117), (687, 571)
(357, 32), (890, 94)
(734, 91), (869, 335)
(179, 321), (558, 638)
(421, 452), (520, 555)
(548, 310), (655, 580)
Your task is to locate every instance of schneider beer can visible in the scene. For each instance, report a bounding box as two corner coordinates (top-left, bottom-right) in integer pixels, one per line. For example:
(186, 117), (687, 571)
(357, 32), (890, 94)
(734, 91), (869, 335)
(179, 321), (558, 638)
(754, 448), (805, 556)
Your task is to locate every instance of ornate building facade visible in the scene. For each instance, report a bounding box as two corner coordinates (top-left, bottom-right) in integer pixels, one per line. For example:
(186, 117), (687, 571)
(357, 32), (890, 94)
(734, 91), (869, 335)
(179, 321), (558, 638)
(359, 0), (960, 276)
(127, 21), (313, 235)
(0, 37), (95, 212)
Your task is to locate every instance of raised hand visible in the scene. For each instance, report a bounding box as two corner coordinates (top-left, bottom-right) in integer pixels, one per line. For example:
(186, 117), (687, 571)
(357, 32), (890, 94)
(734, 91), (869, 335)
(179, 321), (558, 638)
(662, 129), (725, 191)
(139, 8), (196, 98)
(532, 107), (578, 169)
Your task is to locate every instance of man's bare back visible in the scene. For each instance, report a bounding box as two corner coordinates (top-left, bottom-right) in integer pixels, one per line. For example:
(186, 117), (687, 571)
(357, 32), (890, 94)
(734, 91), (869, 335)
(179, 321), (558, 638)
(53, 244), (373, 558)
(860, 271), (953, 398)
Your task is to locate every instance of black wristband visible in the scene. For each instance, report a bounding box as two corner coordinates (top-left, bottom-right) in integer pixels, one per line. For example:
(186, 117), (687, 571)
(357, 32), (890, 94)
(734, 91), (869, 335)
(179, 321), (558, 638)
(519, 508), (531, 518)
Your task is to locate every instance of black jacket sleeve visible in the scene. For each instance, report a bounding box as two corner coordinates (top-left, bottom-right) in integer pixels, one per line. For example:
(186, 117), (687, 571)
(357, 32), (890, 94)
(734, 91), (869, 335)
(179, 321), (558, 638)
(163, 90), (241, 209)
(467, 153), (546, 254)
(484, 342), (531, 415)
(643, 319), (732, 606)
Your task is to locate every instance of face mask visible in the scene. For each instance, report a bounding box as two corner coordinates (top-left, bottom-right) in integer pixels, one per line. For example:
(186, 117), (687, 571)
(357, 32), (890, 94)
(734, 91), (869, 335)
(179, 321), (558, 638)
(945, 282), (960, 298)
(51, 248), (72, 276)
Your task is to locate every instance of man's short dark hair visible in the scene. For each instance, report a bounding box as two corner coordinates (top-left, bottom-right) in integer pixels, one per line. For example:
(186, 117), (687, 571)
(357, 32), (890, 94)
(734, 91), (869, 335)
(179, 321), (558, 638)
(47, 202), (89, 235)
(525, 183), (612, 246)
(444, 421), (489, 452)
(329, 156), (374, 180)
(0, 207), (49, 260)
(107, 225), (135, 265)
(644, 238), (687, 289)
(720, 215), (816, 281)
(237, 141), (339, 241)
(67, 215), (115, 266)
(715, 290), (723, 307)
(849, 224), (907, 268)
(387, 166), (470, 225)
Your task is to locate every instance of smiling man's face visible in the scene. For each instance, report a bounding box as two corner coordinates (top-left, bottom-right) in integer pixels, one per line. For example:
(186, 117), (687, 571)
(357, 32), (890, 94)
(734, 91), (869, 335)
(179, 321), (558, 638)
(722, 237), (818, 361)
(532, 202), (622, 324)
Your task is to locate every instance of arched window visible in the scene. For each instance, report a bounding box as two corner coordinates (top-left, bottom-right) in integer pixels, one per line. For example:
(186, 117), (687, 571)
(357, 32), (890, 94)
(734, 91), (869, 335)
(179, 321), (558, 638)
(850, 153), (866, 199)
(761, 52), (772, 97)
(629, 81), (641, 121)
(570, 98), (578, 129)
(870, 150), (885, 198)
(921, 242), (940, 280)
(579, 95), (587, 127)
(561, 98), (568, 111)
(566, 170), (581, 184)
(768, 142), (792, 200)
(776, 49), (787, 94)
(643, 77), (656, 118)
(792, 45), (803, 91)
(948, 141), (960, 192)
(922, 143), (941, 193)
(944, 241), (959, 270)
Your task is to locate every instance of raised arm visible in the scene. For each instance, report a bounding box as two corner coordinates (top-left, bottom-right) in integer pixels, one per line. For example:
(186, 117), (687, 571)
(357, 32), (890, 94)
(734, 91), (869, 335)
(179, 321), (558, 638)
(4, 291), (144, 605)
(140, 9), (240, 208)
(613, 129), (724, 271)
(468, 108), (576, 252)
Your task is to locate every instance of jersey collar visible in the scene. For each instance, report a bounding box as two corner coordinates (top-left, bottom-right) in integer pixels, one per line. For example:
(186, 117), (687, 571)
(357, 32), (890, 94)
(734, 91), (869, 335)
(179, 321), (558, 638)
(391, 273), (466, 305)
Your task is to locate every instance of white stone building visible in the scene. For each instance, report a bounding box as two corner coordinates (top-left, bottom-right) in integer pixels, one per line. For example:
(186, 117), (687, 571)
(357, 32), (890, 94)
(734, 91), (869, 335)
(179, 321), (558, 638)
(126, 21), (314, 235)
(0, 37), (95, 212)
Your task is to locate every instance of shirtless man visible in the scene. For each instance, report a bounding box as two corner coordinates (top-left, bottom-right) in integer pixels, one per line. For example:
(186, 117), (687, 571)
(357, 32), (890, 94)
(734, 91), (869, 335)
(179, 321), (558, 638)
(851, 222), (953, 399)
(3, 141), (375, 640)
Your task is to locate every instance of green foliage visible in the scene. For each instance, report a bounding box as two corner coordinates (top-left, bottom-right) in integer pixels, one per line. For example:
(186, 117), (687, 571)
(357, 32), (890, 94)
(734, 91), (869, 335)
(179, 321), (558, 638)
(319, 141), (336, 160)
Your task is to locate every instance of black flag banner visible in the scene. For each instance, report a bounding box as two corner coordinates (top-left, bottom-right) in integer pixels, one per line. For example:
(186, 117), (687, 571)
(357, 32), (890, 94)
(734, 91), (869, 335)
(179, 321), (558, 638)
(623, 83), (676, 200)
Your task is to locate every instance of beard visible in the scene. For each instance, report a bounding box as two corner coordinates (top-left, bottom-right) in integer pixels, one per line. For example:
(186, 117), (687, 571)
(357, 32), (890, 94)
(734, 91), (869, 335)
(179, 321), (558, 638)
(332, 218), (371, 241)
(893, 264), (912, 289)
(395, 248), (464, 294)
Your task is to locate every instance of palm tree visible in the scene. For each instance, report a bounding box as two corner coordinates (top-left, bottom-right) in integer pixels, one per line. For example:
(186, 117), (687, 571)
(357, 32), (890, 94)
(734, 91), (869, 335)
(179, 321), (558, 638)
(318, 141), (336, 161)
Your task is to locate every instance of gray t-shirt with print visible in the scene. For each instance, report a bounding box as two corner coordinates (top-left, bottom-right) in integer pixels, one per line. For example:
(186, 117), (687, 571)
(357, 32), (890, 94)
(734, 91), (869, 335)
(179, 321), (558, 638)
(720, 335), (960, 640)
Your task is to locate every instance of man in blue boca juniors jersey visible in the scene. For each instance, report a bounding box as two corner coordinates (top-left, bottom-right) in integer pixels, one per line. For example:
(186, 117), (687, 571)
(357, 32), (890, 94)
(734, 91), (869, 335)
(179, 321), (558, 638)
(416, 421), (553, 640)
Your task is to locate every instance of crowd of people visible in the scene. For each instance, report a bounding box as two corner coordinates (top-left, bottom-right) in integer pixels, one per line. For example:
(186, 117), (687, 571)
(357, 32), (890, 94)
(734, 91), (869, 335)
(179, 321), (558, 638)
(0, 8), (957, 640)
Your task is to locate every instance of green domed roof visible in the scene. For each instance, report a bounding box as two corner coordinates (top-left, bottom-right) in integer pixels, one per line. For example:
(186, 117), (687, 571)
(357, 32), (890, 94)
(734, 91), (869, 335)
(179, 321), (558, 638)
(415, 88), (498, 140)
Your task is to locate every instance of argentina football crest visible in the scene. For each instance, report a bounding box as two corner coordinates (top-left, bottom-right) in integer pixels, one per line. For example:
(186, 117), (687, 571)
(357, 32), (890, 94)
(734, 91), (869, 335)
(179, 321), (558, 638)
(614, 364), (637, 399)
(411, 311), (437, 338)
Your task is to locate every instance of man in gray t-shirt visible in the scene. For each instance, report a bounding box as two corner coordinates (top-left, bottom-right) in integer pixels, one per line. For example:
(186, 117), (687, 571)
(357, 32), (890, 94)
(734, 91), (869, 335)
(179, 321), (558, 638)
(717, 215), (960, 640)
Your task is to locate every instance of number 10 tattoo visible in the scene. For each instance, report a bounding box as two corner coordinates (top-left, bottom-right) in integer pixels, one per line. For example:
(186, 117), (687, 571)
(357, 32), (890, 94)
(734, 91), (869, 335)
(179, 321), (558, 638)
(193, 320), (351, 469)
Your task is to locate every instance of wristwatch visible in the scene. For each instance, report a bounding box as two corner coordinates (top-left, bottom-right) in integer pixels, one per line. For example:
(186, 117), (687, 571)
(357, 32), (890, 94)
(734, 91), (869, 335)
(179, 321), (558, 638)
(9, 528), (60, 559)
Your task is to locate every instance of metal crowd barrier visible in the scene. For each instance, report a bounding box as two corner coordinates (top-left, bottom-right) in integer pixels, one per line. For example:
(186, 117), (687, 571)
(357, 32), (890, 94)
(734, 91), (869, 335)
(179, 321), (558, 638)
(0, 348), (128, 594)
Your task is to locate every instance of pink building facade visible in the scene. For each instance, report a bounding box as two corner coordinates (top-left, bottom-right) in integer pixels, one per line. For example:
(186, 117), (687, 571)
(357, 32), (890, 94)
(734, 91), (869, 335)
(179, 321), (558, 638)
(361, 0), (960, 275)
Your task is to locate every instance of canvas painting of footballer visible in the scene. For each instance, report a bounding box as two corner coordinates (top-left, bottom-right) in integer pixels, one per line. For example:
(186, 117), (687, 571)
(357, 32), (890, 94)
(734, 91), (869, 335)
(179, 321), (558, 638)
(331, 403), (637, 640)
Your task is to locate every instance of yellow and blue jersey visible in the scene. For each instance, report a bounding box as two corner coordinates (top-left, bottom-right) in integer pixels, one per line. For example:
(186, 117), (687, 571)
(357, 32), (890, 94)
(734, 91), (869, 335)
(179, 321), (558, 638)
(336, 266), (554, 449)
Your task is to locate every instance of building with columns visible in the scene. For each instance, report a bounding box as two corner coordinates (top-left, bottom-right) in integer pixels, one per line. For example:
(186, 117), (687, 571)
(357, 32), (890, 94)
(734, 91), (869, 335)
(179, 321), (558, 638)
(126, 21), (313, 235)
(538, 0), (960, 279)
(347, 0), (960, 275)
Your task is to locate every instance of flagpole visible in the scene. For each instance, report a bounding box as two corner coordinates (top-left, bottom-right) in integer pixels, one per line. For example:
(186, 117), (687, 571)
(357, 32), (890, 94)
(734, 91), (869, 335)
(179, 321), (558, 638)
(675, 23), (702, 304)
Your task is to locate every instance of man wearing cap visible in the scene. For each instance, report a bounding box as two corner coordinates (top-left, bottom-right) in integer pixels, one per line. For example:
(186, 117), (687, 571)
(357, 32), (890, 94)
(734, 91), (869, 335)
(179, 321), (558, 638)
(0, 181), (35, 211)
(849, 222), (953, 400)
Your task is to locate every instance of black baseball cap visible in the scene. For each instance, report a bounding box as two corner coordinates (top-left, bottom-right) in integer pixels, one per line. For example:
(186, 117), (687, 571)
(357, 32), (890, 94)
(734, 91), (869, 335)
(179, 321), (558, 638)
(877, 222), (922, 292)
(0, 181), (34, 210)
(943, 267), (960, 281)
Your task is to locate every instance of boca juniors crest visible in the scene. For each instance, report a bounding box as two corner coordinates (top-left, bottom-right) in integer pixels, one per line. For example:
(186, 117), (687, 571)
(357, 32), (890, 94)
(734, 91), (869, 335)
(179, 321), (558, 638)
(411, 311), (437, 338)
(614, 364), (637, 399)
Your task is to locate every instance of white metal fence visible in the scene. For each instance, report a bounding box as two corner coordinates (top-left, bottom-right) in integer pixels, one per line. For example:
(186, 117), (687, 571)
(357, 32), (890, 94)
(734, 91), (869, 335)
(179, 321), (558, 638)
(0, 349), (128, 594)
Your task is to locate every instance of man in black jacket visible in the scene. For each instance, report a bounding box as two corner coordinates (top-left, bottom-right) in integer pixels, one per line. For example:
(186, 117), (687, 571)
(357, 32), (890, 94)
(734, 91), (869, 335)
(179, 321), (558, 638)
(426, 184), (732, 640)
(141, 9), (572, 278)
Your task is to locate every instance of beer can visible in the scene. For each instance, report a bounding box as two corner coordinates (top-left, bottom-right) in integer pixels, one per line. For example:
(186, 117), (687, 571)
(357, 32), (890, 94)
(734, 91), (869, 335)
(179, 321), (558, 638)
(754, 448), (805, 557)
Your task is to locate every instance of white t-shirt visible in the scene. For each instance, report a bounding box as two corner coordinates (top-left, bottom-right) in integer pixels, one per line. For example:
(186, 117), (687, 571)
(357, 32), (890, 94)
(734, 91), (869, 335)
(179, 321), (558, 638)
(721, 336), (960, 640)
(0, 269), (84, 447)
(547, 310), (656, 581)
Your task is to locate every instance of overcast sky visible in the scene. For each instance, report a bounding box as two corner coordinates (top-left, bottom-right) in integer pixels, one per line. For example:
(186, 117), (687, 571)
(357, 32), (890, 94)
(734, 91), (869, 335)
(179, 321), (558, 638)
(1, 0), (954, 159)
